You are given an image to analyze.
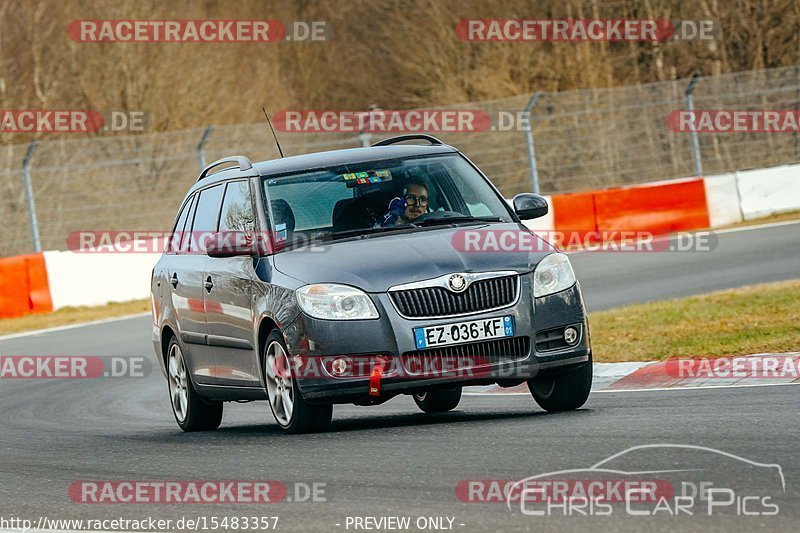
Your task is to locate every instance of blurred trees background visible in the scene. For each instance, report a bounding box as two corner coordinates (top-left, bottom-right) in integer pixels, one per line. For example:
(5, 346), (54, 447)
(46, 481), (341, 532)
(1, 0), (799, 141)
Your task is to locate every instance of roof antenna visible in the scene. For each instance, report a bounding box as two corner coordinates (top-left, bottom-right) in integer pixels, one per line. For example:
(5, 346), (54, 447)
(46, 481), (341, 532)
(262, 107), (285, 158)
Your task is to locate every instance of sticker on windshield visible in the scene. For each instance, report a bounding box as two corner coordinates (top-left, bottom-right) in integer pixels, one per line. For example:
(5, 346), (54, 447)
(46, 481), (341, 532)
(342, 169), (392, 187)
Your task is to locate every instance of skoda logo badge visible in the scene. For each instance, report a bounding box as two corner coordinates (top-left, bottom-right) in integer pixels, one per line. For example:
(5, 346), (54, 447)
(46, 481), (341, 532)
(448, 274), (467, 292)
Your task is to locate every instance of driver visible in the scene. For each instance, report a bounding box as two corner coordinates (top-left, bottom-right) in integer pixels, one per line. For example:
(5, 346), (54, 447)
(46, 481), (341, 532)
(381, 181), (429, 226)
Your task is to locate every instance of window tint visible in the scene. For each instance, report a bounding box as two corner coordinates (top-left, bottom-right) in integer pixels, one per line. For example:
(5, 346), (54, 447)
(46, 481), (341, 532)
(219, 181), (255, 232)
(168, 195), (194, 253)
(188, 184), (224, 251)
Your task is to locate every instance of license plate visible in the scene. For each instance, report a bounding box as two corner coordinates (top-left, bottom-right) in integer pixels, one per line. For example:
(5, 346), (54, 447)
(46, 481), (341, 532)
(413, 316), (515, 349)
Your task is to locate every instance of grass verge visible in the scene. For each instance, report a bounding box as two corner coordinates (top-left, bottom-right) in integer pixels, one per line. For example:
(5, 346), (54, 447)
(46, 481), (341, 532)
(590, 279), (800, 362)
(0, 299), (149, 337)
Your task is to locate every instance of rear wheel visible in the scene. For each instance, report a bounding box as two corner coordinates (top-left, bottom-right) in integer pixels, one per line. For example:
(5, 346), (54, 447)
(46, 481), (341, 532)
(413, 387), (462, 413)
(166, 337), (223, 432)
(263, 330), (332, 434)
(527, 358), (592, 412)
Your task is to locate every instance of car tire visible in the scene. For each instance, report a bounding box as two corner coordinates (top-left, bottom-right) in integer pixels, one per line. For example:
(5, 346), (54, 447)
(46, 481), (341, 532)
(263, 330), (333, 434)
(166, 336), (223, 432)
(527, 357), (592, 412)
(413, 388), (462, 413)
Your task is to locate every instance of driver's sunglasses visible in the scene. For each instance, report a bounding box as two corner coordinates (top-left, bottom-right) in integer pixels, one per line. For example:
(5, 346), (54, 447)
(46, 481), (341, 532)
(404, 194), (428, 206)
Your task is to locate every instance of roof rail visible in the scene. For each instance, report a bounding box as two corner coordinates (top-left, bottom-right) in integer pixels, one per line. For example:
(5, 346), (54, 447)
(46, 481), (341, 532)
(372, 134), (443, 147)
(197, 155), (253, 182)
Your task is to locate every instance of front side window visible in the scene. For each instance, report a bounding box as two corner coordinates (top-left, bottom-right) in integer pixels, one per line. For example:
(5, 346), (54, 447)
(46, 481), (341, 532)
(219, 181), (255, 232)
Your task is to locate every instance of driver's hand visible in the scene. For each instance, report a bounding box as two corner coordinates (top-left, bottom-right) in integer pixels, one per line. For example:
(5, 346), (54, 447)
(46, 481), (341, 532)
(388, 197), (406, 217)
(381, 197), (407, 227)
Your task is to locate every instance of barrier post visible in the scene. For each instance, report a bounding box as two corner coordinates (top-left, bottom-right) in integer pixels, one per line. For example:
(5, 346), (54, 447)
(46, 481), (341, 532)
(22, 141), (41, 253)
(685, 73), (703, 177)
(524, 91), (543, 194)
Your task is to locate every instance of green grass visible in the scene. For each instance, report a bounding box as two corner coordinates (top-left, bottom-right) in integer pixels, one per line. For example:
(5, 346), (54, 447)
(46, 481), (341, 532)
(589, 279), (800, 362)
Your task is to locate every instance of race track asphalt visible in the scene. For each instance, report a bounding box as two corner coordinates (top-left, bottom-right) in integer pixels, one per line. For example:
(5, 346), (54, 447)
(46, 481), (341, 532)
(0, 221), (798, 532)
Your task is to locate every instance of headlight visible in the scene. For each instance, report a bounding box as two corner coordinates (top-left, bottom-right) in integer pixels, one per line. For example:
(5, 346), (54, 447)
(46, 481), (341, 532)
(533, 253), (576, 297)
(296, 284), (379, 320)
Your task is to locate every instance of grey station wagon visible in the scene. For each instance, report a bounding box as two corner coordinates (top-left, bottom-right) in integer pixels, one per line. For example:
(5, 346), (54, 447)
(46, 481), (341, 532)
(151, 134), (592, 433)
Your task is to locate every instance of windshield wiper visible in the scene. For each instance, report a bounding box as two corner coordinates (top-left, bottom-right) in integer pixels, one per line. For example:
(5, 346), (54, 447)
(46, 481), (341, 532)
(413, 215), (504, 227)
(329, 223), (417, 240)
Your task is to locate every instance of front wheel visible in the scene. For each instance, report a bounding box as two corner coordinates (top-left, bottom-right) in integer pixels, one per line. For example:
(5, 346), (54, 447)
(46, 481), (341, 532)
(413, 387), (462, 413)
(263, 330), (332, 434)
(527, 358), (592, 412)
(166, 337), (223, 432)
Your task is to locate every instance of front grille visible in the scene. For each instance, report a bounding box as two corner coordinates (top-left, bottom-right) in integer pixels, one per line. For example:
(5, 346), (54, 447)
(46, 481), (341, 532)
(402, 336), (530, 365)
(390, 275), (518, 318)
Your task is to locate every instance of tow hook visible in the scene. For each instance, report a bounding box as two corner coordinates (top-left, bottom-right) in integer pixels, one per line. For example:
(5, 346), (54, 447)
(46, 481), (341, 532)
(369, 355), (391, 397)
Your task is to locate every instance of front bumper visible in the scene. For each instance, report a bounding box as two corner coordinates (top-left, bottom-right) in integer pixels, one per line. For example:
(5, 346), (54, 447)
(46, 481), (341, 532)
(282, 279), (590, 402)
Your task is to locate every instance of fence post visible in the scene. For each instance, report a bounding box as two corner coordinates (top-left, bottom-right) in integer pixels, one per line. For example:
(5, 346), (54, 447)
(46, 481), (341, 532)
(523, 91), (543, 194)
(357, 110), (373, 147)
(358, 130), (372, 147)
(197, 126), (214, 171)
(685, 72), (703, 177)
(22, 141), (41, 253)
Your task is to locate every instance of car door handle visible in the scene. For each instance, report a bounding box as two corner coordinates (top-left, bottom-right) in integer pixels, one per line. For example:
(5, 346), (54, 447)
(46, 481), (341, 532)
(170, 273), (178, 288)
(204, 276), (214, 293)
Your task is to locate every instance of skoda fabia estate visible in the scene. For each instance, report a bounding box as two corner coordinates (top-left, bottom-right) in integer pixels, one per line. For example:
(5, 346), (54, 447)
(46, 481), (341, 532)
(151, 134), (592, 433)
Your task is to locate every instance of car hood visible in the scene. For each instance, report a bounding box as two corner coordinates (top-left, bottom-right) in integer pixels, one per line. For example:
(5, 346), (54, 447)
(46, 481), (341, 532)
(273, 223), (555, 292)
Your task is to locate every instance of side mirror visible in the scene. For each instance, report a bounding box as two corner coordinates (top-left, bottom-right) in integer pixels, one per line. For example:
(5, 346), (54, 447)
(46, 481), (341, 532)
(512, 193), (549, 220)
(206, 231), (257, 258)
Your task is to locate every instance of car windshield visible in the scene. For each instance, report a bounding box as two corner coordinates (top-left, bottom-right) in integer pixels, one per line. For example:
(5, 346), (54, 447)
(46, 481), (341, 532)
(261, 154), (513, 247)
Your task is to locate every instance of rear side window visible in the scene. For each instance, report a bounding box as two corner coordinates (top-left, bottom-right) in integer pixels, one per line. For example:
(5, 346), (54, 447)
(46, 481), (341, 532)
(219, 181), (255, 232)
(188, 185), (224, 251)
(168, 194), (194, 254)
(178, 194), (198, 253)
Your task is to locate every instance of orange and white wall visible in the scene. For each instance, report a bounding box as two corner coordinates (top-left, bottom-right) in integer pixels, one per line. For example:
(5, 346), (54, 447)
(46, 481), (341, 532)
(2, 163), (799, 319)
(523, 163), (800, 236)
